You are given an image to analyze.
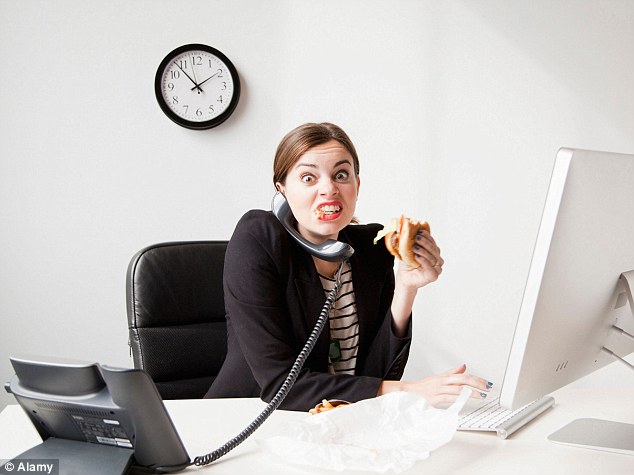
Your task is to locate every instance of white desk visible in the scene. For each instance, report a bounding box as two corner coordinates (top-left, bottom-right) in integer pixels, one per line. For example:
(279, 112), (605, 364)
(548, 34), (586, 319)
(1, 386), (632, 475)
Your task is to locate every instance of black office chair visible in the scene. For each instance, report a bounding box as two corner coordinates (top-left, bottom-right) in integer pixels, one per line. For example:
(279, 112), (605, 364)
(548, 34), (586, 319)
(126, 241), (228, 399)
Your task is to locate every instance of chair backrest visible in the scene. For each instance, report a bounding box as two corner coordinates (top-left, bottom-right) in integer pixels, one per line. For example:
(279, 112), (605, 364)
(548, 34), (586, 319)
(126, 241), (228, 399)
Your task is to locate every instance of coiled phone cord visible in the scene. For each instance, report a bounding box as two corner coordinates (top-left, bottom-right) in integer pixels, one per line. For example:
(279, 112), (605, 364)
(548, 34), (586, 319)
(191, 261), (346, 467)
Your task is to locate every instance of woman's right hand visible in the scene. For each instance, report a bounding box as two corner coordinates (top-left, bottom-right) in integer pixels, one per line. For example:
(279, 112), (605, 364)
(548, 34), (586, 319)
(378, 364), (492, 406)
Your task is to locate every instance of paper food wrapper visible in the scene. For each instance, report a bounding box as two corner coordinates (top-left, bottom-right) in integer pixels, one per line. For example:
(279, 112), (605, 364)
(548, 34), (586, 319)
(257, 388), (471, 473)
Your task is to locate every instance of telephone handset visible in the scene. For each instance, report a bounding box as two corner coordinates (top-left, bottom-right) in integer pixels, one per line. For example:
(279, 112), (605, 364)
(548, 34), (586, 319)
(193, 194), (350, 468)
(271, 191), (354, 261)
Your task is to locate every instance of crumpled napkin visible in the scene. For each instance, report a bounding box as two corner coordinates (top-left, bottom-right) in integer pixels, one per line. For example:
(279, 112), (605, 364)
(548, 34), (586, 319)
(257, 388), (471, 473)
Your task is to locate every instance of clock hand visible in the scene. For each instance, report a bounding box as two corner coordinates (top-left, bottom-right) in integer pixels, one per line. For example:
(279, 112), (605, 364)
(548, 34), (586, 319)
(174, 62), (203, 93)
(190, 55), (202, 95)
(190, 71), (220, 91)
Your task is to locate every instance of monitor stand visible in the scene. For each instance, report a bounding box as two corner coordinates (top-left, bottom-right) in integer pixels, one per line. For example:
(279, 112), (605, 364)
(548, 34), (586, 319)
(548, 418), (634, 455)
(548, 271), (634, 456)
(15, 437), (134, 475)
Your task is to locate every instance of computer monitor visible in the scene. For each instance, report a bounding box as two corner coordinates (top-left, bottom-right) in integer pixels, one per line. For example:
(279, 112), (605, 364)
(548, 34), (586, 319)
(5, 356), (191, 474)
(499, 148), (634, 452)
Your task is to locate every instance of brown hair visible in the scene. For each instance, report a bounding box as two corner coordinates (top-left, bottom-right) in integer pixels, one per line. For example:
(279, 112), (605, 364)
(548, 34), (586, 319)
(273, 122), (360, 186)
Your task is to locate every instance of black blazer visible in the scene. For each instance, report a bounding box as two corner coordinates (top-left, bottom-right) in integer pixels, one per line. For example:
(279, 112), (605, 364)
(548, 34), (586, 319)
(205, 210), (412, 411)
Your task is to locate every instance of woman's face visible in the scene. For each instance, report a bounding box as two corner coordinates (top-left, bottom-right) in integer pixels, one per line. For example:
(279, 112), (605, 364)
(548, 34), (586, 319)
(277, 140), (360, 245)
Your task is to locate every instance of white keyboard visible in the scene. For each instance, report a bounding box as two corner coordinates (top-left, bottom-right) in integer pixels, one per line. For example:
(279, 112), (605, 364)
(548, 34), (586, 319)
(458, 395), (555, 439)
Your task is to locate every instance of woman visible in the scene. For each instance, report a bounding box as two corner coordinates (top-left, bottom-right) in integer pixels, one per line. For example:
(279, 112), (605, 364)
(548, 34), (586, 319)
(205, 122), (491, 410)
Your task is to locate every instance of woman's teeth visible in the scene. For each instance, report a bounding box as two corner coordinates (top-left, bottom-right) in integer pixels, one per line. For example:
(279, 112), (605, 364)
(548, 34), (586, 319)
(314, 205), (341, 218)
(321, 205), (341, 214)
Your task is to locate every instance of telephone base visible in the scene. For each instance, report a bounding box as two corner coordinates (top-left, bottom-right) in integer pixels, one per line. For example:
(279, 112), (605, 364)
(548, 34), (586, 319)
(11, 437), (134, 475)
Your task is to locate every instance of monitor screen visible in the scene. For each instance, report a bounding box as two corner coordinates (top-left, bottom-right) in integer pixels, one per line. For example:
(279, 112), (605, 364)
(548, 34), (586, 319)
(5, 356), (191, 473)
(500, 148), (634, 410)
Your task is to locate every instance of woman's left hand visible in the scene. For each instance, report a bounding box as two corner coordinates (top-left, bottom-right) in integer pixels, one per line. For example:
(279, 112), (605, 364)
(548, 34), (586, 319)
(395, 227), (444, 289)
(390, 227), (444, 337)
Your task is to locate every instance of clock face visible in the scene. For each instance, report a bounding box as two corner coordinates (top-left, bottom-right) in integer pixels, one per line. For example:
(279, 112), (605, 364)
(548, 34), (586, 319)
(155, 44), (240, 129)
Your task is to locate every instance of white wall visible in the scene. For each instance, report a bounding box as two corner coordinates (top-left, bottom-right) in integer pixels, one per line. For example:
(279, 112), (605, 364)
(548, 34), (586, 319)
(1, 0), (633, 410)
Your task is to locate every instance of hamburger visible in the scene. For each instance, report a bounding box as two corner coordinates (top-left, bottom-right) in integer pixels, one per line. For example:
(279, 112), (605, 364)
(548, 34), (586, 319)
(374, 215), (430, 269)
(309, 399), (351, 415)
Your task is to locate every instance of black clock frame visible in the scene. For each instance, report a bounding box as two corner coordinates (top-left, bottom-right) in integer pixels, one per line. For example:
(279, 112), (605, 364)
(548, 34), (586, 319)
(154, 44), (241, 130)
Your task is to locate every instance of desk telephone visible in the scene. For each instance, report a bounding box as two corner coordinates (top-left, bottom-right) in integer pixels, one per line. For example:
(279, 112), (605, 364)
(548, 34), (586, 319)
(192, 193), (354, 468)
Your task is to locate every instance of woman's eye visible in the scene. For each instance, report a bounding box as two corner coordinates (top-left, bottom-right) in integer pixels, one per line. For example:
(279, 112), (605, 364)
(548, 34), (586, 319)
(335, 171), (350, 181)
(301, 174), (315, 184)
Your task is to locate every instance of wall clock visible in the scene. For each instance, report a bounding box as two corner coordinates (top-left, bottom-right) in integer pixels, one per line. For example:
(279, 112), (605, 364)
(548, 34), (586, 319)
(155, 44), (241, 130)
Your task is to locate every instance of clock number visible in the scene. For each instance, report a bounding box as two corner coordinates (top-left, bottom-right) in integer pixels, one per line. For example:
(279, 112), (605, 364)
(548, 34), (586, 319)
(209, 105), (215, 114)
(177, 59), (188, 70)
(196, 108), (203, 117)
(217, 95), (223, 104)
(193, 55), (203, 66)
(221, 81), (227, 90)
(170, 70), (180, 79)
(182, 105), (189, 114)
(217, 69), (223, 78)
(167, 82), (175, 91)
(172, 96), (179, 105)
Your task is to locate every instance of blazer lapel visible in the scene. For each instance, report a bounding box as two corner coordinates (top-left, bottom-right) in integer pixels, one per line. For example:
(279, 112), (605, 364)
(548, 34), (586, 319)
(293, 252), (331, 369)
(348, 247), (382, 365)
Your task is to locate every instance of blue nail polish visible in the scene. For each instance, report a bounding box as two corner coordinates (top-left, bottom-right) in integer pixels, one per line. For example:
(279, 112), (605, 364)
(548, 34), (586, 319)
(486, 381), (493, 389)
(480, 392), (487, 398)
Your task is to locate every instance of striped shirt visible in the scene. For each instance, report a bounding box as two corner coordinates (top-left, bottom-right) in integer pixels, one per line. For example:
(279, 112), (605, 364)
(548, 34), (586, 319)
(318, 260), (359, 375)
